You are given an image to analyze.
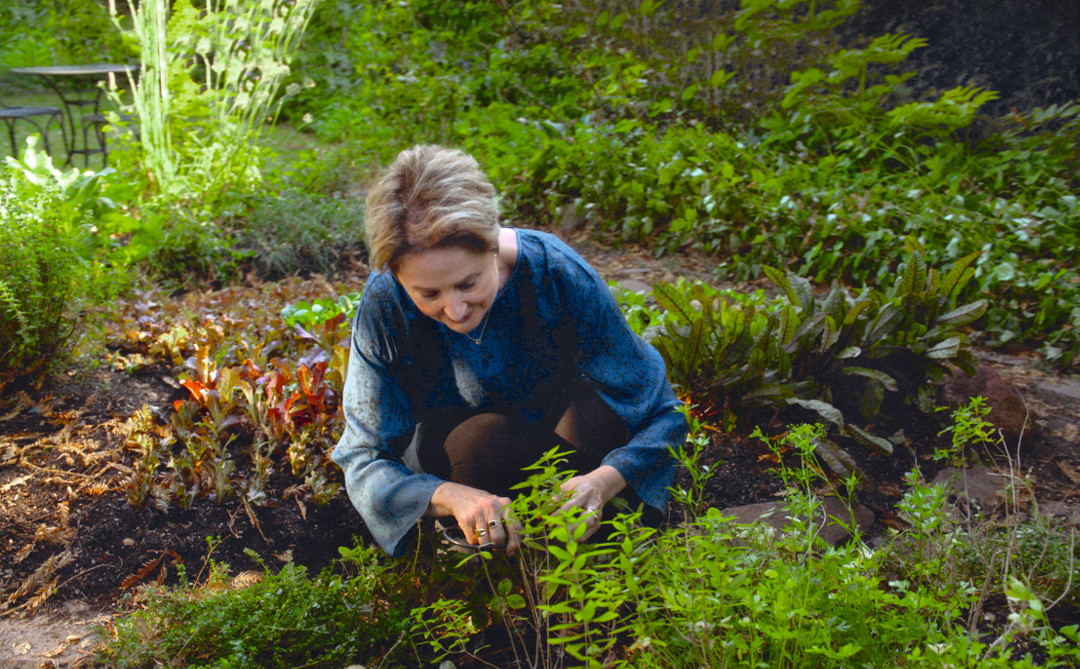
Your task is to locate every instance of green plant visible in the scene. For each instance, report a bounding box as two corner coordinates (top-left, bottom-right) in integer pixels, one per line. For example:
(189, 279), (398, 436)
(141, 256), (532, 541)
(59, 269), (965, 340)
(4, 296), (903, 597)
(884, 400), (1079, 666)
(408, 425), (1080, 668)
(0, 151), (96, 385)
(106, 0), (317, 205)
(0, 0), (128, 71)
(934, 395), (997, 465)
(280, 292), (361, 330)
(227, 189), (365, 281)
(96, 546), (412, 668)
(647, 247), (985, 475)
(410, 448), (649, 669)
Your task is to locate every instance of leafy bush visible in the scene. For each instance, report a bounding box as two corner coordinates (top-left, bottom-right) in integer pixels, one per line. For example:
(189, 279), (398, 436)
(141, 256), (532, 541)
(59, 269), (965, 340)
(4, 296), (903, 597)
(888, 398), (1080, 612)
(97, 399), (1080, 668)
(284, 0), (1078, 368)
(0, 0), (128, 72)
(0, 146), (101, 386)
(97, 545), (413, 669)
(640, 248), (985, 475)
(411, 425), (1080, 669)
(228, 189), (365, 281)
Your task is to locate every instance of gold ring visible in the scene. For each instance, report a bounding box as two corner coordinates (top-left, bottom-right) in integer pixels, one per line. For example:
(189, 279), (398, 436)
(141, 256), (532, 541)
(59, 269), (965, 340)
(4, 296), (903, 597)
(476, 528), (488, 537)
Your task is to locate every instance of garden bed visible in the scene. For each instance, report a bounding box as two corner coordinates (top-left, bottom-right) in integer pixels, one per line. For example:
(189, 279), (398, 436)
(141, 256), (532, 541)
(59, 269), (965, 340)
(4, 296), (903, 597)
(1, 237), (1078, 666)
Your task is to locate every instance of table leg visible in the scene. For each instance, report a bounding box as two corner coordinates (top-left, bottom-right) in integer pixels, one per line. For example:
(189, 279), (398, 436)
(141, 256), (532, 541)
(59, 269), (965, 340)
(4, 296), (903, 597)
(34, 74), (109, 167)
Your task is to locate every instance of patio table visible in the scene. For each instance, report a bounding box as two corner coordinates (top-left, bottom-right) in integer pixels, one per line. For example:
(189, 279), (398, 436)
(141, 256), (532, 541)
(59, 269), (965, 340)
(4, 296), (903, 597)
(9, 64), (137, 165)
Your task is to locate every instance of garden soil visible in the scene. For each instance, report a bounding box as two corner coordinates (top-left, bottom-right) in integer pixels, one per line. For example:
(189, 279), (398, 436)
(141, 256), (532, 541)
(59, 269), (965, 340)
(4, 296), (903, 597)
(1, 233), (1078, 668)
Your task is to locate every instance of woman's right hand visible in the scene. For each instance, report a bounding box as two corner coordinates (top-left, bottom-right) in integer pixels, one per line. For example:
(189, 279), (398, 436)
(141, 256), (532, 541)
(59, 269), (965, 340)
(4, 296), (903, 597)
(428, 481), (521, 555)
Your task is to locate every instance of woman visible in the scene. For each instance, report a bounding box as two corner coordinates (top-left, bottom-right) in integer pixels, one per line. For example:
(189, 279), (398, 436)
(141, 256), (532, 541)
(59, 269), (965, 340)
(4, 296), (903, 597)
(332, 145), (687, 557)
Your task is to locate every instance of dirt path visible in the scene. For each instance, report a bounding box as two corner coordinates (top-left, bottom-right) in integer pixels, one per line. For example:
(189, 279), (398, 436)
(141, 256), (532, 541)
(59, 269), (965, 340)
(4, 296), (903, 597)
(0, 601), (107, 668)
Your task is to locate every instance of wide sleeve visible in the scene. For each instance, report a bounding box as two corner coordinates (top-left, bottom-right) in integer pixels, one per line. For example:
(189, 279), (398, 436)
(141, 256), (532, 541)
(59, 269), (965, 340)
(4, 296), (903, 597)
(331, 281), (445, 556)
(550, 247), (688, 509)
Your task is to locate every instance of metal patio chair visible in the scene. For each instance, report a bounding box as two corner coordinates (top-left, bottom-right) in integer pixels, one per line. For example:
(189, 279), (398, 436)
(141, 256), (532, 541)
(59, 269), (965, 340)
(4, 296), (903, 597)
(0, 102), (66, 158)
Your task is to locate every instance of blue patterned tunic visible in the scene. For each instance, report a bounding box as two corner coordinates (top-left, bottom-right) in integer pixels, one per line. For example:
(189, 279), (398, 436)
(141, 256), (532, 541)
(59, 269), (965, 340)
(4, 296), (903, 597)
(331, 228), (687, 555)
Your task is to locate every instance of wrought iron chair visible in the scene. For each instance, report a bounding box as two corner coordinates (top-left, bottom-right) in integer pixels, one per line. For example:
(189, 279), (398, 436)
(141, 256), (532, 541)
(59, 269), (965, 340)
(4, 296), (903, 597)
(75, 110), (136, 166)
(0, 102), (66, 158)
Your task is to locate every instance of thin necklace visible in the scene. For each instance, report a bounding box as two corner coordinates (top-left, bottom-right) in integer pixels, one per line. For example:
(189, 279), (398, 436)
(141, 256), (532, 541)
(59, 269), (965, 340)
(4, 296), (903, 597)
(465, 307), (492, 345)
(463, 255), (502, 345)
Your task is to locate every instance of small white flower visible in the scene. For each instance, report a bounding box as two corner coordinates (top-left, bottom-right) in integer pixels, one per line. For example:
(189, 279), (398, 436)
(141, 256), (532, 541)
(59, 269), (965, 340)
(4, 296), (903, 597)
(302, 113), (314, 125)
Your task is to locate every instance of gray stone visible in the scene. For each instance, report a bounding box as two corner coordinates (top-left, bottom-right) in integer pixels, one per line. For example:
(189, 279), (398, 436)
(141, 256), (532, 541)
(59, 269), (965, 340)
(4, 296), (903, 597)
(558, 199), (587, 234)
(1040, 501), (1080, 526)
(1036, 380), (1080, 402)
(617, 278), (652, 294)
(721, 496), (875, 545)
(929, 464), (1006, 511)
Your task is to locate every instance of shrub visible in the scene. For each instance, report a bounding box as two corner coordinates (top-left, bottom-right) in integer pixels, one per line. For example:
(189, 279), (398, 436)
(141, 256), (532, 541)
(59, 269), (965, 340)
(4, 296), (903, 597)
(0, 0), (128, 72)
(411, 427), (1080, 669)
(0, 156), (94, 386)
(96, 546), (413, 668)
(228, 189), (365, 281)
(642, 247), (985, 475)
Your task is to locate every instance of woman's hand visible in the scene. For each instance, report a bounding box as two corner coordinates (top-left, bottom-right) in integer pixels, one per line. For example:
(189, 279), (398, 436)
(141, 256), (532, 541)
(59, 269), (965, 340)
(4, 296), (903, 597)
(427, 481), (521, 555)
(559, 465), (627, 541)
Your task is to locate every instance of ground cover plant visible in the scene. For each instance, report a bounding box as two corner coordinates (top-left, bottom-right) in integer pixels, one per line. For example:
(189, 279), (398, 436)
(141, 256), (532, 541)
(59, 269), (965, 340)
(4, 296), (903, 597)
(281, 0), (1079, 369)
(90, 411), (1080, 668)
(1, 0), (1079, 666)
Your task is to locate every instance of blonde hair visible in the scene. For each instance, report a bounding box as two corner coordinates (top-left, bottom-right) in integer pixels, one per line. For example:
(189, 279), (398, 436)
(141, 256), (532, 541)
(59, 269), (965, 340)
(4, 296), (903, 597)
(365, 145), (500, 272)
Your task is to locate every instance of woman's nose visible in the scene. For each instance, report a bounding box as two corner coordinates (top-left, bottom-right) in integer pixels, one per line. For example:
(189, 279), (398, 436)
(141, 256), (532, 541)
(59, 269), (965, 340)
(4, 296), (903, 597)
(444, 295), (468, 321)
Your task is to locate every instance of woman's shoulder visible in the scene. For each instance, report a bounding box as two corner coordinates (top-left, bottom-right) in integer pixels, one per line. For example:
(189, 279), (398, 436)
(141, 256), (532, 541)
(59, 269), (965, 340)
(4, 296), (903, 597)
(358, 271), (397, 307)
(356, 271), (414, 324)
(514, 228), (594, 275)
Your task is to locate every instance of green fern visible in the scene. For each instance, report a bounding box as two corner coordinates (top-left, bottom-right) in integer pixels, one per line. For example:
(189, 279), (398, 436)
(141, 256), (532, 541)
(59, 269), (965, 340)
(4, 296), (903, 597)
(0, 181), (89, 383)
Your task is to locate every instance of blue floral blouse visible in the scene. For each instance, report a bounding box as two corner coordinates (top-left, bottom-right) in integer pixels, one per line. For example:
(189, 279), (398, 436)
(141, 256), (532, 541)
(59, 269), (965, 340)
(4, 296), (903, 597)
(331, 228), (687, 555)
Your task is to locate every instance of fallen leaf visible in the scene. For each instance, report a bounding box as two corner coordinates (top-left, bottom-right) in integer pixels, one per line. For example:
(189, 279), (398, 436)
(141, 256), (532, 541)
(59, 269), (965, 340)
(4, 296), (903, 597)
(1058, 461), (1080, 484)
(1, 474), (31, 492)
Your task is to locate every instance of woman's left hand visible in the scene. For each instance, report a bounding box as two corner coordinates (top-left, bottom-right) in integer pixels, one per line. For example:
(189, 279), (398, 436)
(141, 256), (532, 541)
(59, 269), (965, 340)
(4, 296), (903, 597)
(558, 465), (626, 541)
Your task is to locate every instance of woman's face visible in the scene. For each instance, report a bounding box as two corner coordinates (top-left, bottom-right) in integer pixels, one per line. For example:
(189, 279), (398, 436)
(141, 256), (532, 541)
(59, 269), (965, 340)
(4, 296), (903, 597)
(395, 246), (499, 334)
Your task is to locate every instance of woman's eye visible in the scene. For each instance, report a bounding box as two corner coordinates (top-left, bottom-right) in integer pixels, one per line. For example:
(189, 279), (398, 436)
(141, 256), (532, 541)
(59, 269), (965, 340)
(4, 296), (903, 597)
(457, 282), (475, 291)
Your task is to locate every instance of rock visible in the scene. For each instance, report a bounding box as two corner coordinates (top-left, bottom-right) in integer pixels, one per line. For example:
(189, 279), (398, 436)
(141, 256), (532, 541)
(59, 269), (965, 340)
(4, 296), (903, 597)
(929, 464), (1005, 512)
(617, 278), (652, 294)
(558, 199), (587, 235)
(1040, 501), (1080, 526)
(721, 496), (875, 545)
(938, 364), (1033, 443)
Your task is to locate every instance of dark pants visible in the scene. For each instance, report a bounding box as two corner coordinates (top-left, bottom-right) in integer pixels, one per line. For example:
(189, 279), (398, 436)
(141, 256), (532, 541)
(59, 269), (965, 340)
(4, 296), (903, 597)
(413, 377), (628, 498)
